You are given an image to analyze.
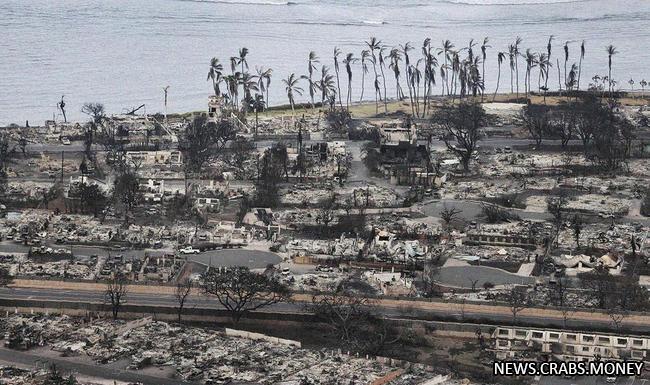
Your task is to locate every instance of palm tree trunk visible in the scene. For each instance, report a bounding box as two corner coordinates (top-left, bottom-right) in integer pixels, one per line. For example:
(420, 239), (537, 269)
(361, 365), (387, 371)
(577, 56), (583, 91)
(510, 67), (513, 94)
(379, 66), (388, 113)
(482, 61), (486, 102)
(347, 79), (352, 110)
(557, 59), (562, 96)
(608, 62), (612, 96)
(360, 71), (366, 102)
(515, 59), (519, 100)
(493, 65), (501, 102)
(335, 71), (343, 109)
(405, 70), (414, 116)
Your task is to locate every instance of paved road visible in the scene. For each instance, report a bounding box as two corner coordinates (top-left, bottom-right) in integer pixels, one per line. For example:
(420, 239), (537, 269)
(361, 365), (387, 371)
(0, 241), (281, 268)
(5, 284), (650, 333)
(0, 346), (202, 385)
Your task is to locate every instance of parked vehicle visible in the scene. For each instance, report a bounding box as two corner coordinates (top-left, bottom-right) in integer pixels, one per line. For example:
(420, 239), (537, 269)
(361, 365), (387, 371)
(179, 247), (200, 254)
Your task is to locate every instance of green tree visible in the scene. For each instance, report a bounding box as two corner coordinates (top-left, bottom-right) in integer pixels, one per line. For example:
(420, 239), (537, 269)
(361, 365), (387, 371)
(113, 171), (142, 224)
(202, 266), (291, 324)
(283, 73), (303, 120)
(433, 102), (486, 171)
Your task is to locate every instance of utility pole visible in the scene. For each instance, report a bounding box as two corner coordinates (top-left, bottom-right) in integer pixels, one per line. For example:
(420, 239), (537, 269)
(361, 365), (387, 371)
(60, 150), (64, 183)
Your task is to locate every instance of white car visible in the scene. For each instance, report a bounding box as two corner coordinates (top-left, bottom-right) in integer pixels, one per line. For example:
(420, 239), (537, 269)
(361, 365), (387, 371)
(179, 247), (200, 254)
(61, 138), (71, 145)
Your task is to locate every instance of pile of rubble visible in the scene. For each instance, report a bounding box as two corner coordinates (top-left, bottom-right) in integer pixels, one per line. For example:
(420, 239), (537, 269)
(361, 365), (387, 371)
(0, 315), (433, 384)
(0, 254), (99, 280)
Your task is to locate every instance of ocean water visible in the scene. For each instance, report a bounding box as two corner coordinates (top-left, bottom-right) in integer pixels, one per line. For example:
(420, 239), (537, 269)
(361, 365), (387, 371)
(1, 0), (649, 125)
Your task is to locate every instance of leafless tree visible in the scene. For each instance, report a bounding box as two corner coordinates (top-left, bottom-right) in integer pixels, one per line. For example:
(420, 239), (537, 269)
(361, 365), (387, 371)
(546, 192), (569, 246)
(548, 277), (569, 308)
(308, 283), (400, 353)
(578, 265), (618, 309)
(521, 104), (552, 147)
(440, 205), (462, 231)
(316, 192), (338, 236)
(175, 278), (193, 324)
(308, 285), (374, 343)
(81, 102), (106, 124)
(105, 273), (128, 320)
(421, 262), (440, 297)
(571, 214), (584, 249)
(607, 307), (627, 332)
(560, 307), (574, 329)
(201, 266), (291, 324)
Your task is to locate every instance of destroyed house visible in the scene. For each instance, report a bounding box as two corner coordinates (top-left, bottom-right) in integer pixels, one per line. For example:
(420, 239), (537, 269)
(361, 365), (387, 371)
(125, 150), (183, 166)
(466, 232), (537, 249)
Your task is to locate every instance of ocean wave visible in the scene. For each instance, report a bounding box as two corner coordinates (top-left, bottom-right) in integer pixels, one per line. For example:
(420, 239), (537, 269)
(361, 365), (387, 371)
(437, 0), (590, 5)
(362, 20), (388, 25)
(178, 0), (297, 6)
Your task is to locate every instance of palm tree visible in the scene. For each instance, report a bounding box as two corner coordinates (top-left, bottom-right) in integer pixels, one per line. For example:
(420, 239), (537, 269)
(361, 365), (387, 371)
(389, 48), (403, 101)
(372, 57), (382, 114)
(409, 61), (422, 116)
(544, 35), (554, 92)
(229, 56), (238, 75)
(365, 37), (382, 112)
(359, 50), (371, 102)
(250, 94), (265, 137)
(400, 42), (414, 112)
(207, 57), (224, 96)
(493, 52), (506, 102)
(537, 53), (549, 92)
(641, 79), (648, 98)
(524, 49), (537, 99)
(342, 53), (357, 109)
(307, 51), (319, 108)
(438, 40), (455, 95)
(628, 78), (635, 98)
(283, 73), (303, 120)
(224, 74), (239, 107)
(421, 38), (437, 116)
(378, 46), (389, 112)
(537, 53), (552, 103)
(513, 36), (523, 100)
(450, 50), (461, 101)
(606, 44), (618, 95)
(256, 67), (273, 108)
(577, 40), (585, 91)
(333, 47), (343, 108)
(563, 41), (569, 91)
(567, 63), (578, 92)
(239, 48), (250, 73)
(317, 65), (336, 104)
(480, 37), (490, 102)
(240, 72), (259, 114)
(508, 44), (515, 94)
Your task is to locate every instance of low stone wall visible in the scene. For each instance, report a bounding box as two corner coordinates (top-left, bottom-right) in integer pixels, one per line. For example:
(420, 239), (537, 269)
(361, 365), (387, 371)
(225, 328), (301, 347)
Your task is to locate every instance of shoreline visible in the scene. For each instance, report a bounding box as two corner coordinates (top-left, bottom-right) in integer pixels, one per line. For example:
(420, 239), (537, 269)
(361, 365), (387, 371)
(5, 91), (647, 129)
